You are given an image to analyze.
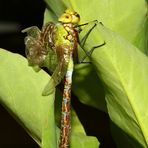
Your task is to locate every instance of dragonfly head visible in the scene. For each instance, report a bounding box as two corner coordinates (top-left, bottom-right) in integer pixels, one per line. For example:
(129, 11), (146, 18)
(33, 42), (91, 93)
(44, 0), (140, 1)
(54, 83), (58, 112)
(58, 8), (80, 25)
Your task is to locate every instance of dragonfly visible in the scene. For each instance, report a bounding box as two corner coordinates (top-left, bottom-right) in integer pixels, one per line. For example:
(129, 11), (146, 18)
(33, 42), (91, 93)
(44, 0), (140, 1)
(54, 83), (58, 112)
(22, 8), (104, 148)
(22, 8), (80, 148)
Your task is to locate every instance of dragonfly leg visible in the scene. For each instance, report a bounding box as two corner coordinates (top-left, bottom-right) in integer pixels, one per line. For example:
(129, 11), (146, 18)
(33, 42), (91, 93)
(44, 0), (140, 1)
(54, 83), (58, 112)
(85, 42), (106, 57)
(78, 21), (105, 63)
(79, 20), (99, 47)
(78, 42), (106, 63)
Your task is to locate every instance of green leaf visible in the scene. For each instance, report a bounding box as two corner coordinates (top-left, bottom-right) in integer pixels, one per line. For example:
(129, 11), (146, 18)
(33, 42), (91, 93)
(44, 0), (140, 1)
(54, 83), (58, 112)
(72, 64), (107, 112)
(0, 49), (99, 147)
(44, 8), (57, 24)
(71, 110), (99, 148)
(43, 0), (66, 17)
(0, 49), (57, 147)
(79, 22), (148, 147)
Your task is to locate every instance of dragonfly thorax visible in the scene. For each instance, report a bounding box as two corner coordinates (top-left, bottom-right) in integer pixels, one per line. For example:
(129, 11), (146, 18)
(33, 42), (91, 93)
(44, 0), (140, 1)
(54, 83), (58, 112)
(62, 23), (78, 52)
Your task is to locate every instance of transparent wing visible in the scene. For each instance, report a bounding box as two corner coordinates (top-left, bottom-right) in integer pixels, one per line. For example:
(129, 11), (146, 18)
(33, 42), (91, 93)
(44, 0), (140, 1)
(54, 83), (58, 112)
(24, 36), (46, 67)
(22, 26), (41, 38)
(42, 46), (70, 96)
(42, 60), (68, 96)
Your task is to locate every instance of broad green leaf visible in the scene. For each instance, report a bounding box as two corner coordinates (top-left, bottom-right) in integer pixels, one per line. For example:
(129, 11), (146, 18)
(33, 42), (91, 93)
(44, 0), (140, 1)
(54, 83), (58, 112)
(71, 109), (99, 148)
(44, 8), (57, 24)
(79, 22), (148, 147)
(43, 0), (66, 17)
(72, 64), (107, 112)
(0, 49), (57, 147)
(0, 49), (99, 147)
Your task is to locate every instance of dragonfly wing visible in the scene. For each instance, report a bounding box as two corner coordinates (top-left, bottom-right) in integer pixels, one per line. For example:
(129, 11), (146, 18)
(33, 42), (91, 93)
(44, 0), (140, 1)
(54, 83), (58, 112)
(42, 47), (59, 96)
(42, 45), (70, 96)
(52, 45), (70, 86)
(22, 26), (41, 38)
(43, 47), (58, 73)
(42, 77), (55, 96)
(24, 36), (47, 67)
(42, 61), (67, 96)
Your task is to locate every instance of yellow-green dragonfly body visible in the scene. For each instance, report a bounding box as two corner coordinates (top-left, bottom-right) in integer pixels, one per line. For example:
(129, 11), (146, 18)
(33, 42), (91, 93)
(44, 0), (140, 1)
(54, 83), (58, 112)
(23, 8), (80, 148)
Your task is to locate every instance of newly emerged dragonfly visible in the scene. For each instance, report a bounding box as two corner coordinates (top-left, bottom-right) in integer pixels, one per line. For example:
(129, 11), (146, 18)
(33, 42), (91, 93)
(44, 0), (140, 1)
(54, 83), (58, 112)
(22, 8), (80, 148)
(22, 8), (104, 148)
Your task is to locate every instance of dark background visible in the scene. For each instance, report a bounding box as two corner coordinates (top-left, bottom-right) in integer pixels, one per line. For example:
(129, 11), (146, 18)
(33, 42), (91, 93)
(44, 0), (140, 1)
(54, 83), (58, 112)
(0, 0), (116, 147)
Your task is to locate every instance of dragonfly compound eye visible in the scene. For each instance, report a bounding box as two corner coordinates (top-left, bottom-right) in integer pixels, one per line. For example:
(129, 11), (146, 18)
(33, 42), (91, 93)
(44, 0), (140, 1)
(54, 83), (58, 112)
(58, 13), (72, 23)
(58, 8), (80, 24)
